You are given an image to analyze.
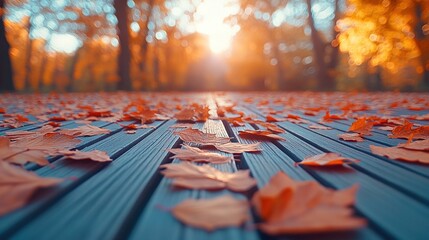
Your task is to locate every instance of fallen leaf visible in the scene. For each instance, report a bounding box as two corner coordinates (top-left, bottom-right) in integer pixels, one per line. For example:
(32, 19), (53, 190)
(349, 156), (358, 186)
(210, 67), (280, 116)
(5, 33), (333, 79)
(252, 172), (365, 235)
(309, 125), (332, 130)
(321, 111), (347, 122)
(174, 128), (230, 146)
(398, 139), (429, 151)
(12, 133), (81, 155)
(59, 150), (112, 162)
(349, 118), (373, 135)
(5, 125), (57, 140)
(370, 145), (429, 164)
(169, 123), (194, 128)
(169, 145), (232, 164)
(239, 130), (285, 141)
(160, 162), (256, 192)
(0, 162), (62, 216)
(171, 195), (249, 231)
(338, 133), (364, 142)
(59, 125), (111, 137)
(266, 115), (284, 122)
(299, 153), (359, 166)
(215, 142), (262, 154)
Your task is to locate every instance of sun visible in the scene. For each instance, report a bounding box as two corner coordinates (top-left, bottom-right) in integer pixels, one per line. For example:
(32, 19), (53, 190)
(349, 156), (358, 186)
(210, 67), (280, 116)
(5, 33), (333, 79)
(49, 33), (80, 54)
(194, 0), (239, 54)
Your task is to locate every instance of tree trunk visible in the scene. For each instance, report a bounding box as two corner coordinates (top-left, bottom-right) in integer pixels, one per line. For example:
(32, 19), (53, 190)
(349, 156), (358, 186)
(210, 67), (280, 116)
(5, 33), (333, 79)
(139, 0), (155, 73)
(327, 0), (339, 70)
(306, 0), (335, 91)
(114, 0), (132, 90)
(0, 0), (15, 92)
(24, 18), (33, 91)
(66, 47), (81, 92)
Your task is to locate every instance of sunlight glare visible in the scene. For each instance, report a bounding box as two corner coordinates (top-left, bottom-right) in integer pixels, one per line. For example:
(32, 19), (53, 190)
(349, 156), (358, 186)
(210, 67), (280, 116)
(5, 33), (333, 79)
(49, 33), (80, 54)
(194, 0), (238, 54)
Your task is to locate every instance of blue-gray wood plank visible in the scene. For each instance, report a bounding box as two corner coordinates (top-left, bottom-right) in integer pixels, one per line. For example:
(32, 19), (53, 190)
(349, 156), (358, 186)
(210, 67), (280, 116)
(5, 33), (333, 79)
(1, 93), (429, 240)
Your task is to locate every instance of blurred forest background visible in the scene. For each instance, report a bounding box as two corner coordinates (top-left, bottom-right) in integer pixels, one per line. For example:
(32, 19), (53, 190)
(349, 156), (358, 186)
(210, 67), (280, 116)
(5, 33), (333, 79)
(0, 0), (428, 92)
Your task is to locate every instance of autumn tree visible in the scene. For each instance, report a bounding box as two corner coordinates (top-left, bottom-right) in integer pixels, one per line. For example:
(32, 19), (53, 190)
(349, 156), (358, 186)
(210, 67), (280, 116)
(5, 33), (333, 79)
(338, 0), (428, 90)
(0, 0), (15, 91)
(114, 0), (132, 90)
(305, 0), (340, 90)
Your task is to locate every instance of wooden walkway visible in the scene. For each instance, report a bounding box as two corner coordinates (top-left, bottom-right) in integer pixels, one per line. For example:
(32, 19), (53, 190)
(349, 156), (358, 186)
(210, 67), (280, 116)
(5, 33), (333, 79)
(0, 92), (428, 240)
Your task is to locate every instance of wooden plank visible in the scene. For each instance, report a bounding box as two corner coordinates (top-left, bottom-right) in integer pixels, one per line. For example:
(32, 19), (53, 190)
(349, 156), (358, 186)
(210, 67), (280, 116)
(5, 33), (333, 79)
(242, 105), (429, 179)
(6, 121), (174, 240)
(223, 121), (384, 239)
(0, 121), (164, 239)
(226, 105), (429, 239)
(128, 120), (260, 240)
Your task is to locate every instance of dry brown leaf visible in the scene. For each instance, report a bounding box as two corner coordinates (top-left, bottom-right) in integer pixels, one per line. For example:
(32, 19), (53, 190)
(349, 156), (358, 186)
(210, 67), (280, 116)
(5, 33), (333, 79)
(174, 128), (230, 146)
(214, 142), (261, 154)
(252, 172), (365, 235)
(338, 133), (364, 142)
(59, 150), (112, 162)
(169, 145), (232, 164)
(12, 133), (81, 154)
(5, 125), (57, 140)
(0, 137), (48, 165)
(299, 153), (359, 166)
(160, 162), (256, 192)
(308, 125), (332, 130)
(59, 125), (111, 137)
(239, 130), (285, 141)
(398, 139), (429, 151)
(171, 195), (250, 231)
(0, 162), (62, 216)
(370, 145), (429, 164)
(321, 111), (347, 122)
(349, 118), (373, 135)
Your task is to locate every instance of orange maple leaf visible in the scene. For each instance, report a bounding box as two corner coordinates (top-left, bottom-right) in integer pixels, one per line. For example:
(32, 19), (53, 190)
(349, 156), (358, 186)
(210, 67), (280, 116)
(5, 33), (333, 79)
(169, 145), (232, 164)
(349, 118), (373, 135)
(59, 150), (112, 162)
(59, 125), (111, 137)
(215, 142), (261, 154)
(0, 162), (62, 216)
(252, 172), (365, 235)
(174, 128), (230, 146)
(160, 162), (256, 192)
(171, 196), (249, 231)
(299, 153), (359, 166)
(370, 145), (429, 164)
(338, 133), (364, 142)
(239, 130), (285, 141)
